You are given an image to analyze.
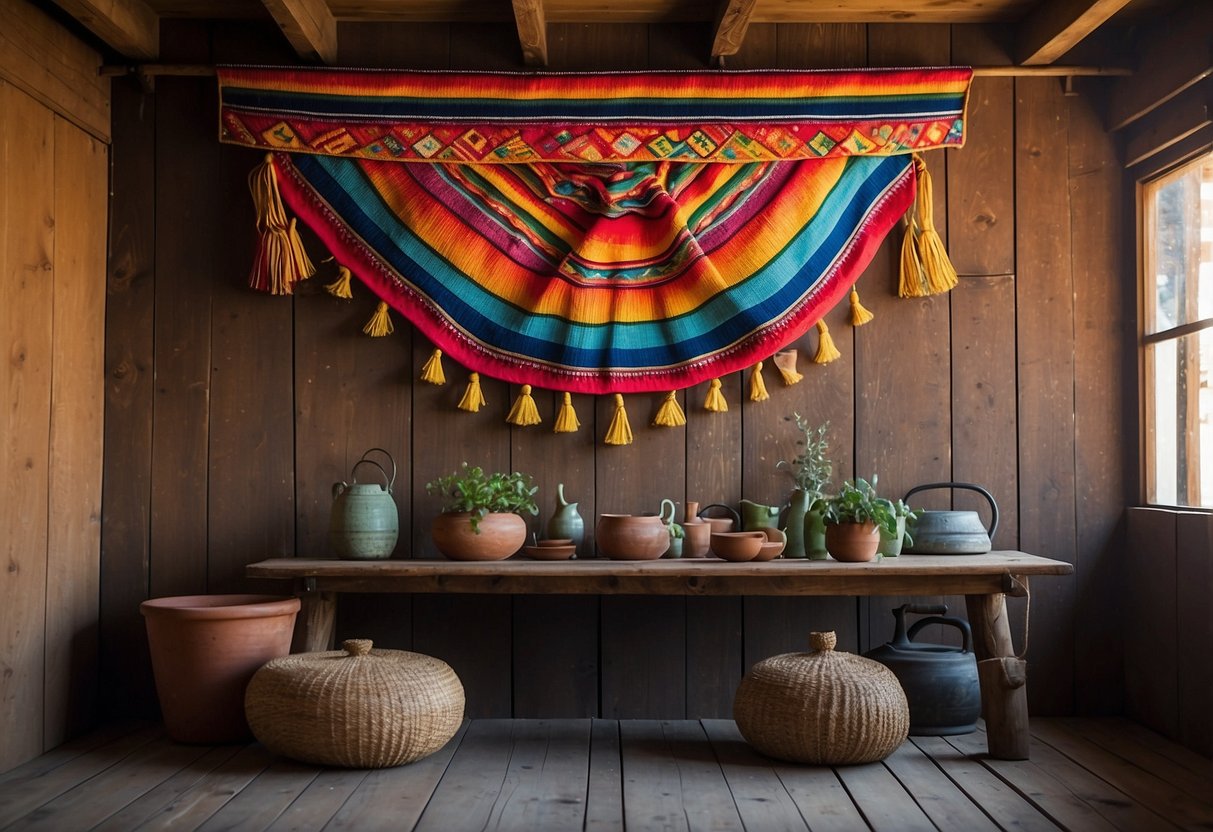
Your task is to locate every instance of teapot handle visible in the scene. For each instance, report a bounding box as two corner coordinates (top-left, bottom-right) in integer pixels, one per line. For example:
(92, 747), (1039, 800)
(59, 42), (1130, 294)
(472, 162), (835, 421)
(659, 498), (677, 525)
(698, 503), (742, 528)
(907, 615), (974, 655)
(359, 448), (396, 492)
(903, 481), (999, 541)
(350, 459), (391, 492)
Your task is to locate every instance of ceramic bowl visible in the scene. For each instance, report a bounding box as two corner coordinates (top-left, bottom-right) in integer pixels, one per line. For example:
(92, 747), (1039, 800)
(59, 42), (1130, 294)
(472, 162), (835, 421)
(711, 531), (765, 562)
(536, 538), (573, 547)
(523, 544), (576, 560)
(760, 527), (786, 544)
(754, 540), (785, 561)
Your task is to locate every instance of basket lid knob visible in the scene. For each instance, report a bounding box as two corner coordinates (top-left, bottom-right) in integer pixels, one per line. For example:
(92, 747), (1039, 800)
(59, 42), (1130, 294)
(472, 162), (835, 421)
(809, 631), (836, 652)
(343, 639), (373, 657)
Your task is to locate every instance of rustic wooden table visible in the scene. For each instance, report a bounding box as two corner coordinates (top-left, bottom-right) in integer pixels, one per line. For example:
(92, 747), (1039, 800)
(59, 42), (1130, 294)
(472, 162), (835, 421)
(247, 550), (1072, 761)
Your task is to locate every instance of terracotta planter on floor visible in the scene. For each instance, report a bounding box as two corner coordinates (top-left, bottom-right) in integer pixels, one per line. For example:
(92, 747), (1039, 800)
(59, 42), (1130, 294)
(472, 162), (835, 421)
(141, 594), (300, 744)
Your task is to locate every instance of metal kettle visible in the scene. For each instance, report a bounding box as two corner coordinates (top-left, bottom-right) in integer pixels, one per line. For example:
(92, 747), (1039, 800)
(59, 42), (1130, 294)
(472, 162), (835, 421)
(863, 604), (981, 736)
(330, 448), (399, 560)
(902, 481), (998, 554)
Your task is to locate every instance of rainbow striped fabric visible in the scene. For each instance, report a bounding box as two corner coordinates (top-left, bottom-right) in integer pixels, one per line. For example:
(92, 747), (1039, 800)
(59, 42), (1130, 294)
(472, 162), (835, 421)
(219, 66), (971, 394)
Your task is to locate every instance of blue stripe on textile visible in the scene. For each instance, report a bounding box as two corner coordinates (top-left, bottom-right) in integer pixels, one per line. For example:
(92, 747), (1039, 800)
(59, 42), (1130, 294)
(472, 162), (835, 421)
(225, 87), (965, 123)
(295, 153), (906, 370)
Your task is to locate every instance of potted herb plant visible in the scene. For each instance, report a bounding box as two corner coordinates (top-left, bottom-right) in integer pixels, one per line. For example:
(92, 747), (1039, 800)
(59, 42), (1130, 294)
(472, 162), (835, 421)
(818, 476), (899, 562)
(426, 463), (539, 560)
(876, 498), (918, 558)
(776, 414), (832, 559)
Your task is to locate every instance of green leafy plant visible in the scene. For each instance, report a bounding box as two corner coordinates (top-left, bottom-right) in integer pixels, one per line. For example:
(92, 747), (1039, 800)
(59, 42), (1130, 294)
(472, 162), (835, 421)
(667, 522), (684, 539)
(816, 476), (900, 539)
(425, 463), (539, 533)
(777, 414), (832, 500)
(882, 497), (918, 547)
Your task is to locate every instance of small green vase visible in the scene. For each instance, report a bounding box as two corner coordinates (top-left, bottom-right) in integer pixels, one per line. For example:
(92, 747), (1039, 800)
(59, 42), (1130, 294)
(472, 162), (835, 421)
(877, 516), (907, 558)
(782, 489), (811, 558)
(804, 505), (828, 560)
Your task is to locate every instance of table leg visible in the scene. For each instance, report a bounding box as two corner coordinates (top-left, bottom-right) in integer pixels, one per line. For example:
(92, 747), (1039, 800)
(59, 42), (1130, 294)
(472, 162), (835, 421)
(966, 592), (1029, 760)
(292, 590), (337, 653)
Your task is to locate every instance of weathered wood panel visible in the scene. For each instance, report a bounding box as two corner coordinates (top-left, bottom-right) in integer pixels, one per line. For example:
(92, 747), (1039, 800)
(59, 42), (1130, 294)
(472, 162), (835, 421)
(0, 80), (55, 773)
(1124, 507), (1178, 737)
(100, 78), (157, 719)
(43, 116), (107, 748)
(1175, 512), (1213, 756)
(859, 24), (955, 652)
(1016, 75), (1078, 715)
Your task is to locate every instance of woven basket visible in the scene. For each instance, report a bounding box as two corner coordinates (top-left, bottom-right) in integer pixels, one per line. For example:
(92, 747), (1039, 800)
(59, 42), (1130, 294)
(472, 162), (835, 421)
(245, 639), (464, 768)
(733, 631), (908, 764)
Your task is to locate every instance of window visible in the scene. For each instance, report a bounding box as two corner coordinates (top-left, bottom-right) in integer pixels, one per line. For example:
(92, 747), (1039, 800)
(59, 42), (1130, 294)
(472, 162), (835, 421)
(1142, 150), (1213, 507)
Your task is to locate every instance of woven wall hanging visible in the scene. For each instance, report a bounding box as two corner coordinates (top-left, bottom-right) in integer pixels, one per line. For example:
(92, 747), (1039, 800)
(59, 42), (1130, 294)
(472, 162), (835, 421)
(218, 66), (972, 443)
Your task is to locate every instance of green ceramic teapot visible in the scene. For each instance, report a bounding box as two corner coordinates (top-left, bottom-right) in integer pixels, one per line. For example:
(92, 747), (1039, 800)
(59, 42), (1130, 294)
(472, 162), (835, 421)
(330, 449), (399, 560)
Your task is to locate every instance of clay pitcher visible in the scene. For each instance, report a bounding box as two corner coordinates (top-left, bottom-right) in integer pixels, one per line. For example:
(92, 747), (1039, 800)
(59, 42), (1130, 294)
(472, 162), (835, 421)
(741, 499), (782, 531)
(545, 482), (585, 549)
(596, 499), (675, 560)
(330, 450), (399, 559)
(681, 500), (712, 559)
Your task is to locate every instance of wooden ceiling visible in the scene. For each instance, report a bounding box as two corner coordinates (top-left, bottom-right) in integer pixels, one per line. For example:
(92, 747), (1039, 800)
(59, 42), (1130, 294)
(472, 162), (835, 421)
(51, 0), (1164, 68)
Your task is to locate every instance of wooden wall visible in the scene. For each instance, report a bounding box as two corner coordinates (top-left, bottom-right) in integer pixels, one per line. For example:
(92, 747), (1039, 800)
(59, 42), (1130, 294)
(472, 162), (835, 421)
(100, 19), (1133, 722)
(1, 0), (108, 772)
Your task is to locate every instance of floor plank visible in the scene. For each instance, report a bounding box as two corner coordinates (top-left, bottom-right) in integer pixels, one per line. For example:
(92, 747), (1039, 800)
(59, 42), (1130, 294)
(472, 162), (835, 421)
(0, 725), (162, 826)
(326, 720), (467, 831)
(883, 738), (999, 832)
(943, 729), (1165, 832)
(701, 720), (808, 831)
(1032, 720), (1213, 830)
(0, 718), (1209, 831)
(911, 735), (1062, 831)
(620, 720), (744, 832)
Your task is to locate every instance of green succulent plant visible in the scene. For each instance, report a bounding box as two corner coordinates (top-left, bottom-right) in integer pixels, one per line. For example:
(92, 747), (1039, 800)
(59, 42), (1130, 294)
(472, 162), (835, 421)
(777, 414), (832, 500)
(425, 463), (539, 533)
(815, 476), (901, 539)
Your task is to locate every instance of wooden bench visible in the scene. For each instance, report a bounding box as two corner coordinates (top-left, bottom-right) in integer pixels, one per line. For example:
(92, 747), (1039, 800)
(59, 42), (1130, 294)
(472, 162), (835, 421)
(247, 550), (1072, 761)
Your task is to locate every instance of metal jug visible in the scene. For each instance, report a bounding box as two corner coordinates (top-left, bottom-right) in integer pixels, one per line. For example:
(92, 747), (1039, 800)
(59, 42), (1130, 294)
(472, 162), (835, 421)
(864, 604), (981, 736)
(902, 481), (998, 554)
(330, 448), (399, 560)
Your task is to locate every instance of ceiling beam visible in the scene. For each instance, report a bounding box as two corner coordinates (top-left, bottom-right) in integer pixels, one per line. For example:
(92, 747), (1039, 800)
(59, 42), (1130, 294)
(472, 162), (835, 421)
(1016, 0), (1133, 66)
(711, 0), (758, 62)
(260, 0), (337, 64)
(511, 0), (547, 67)
(51, 0), (159, 60)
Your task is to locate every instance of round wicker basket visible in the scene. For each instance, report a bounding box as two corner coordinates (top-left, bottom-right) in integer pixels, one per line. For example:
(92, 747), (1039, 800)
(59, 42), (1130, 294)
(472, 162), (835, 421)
(245, 639), (464, 768)
(733, 631), (908, 764)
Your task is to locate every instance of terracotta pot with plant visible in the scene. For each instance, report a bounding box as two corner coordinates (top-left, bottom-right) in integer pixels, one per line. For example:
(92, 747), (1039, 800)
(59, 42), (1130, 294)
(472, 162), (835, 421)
(819, 476), (900, 563)
(426, 464), (539, 560)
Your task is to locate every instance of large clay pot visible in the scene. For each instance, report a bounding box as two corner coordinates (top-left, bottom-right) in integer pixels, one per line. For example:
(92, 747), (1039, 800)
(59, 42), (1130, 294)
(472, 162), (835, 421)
(825, 521), (881, 562)
(596, 514), (669, 560)
(141, 594), (300, 744)
(432, 512), (526, 560)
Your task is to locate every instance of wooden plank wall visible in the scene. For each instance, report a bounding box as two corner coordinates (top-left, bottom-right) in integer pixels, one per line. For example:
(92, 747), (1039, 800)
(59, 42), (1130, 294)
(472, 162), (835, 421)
(1124, 507), (1213, 758)
(99, 19), (1132, 722)
(0, 0), (108, 771)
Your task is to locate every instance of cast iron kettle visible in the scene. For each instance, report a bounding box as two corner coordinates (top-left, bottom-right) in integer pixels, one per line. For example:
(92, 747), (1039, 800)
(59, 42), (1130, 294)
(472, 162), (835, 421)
(864, 604), (981, 736)
(902, 481), (998, 554)
(330, 448), (399, 560)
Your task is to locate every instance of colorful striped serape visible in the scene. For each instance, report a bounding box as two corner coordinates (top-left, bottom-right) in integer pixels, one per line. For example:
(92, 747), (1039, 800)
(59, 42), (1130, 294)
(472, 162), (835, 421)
(219, 66), (972, 395)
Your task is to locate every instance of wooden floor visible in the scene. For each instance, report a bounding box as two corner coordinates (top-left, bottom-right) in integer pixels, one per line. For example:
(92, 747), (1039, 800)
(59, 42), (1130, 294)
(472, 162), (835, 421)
(1, 718), (1211, 831)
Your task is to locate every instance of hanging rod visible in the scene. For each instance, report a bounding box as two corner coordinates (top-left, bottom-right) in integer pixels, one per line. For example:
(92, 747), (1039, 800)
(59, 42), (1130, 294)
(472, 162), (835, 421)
(99, 64), (1133, 78)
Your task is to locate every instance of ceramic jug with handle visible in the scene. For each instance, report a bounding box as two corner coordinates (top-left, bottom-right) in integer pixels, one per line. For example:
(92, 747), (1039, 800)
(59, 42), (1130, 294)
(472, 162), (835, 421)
(545, 483), (585, 549)
(330, 449), (399, 560)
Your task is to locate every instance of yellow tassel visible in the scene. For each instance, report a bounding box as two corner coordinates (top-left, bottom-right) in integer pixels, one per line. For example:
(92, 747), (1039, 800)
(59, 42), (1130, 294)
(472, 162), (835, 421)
(247, 153), (314, 295)
(704, 378), (728, 412)
(458, 372), (486, 413)
(749, 361), (769, 402)
(652, 391), (686, 427)
(849, 287), (874, 326)
(912, 155), (959, 295)
(420, 348), (446, 385)
(773, 350), (803, 386)
(604, 393), (633, 445)
(554, 392), (580, 433)
(507, 384), (542, 427)
(325, 265), (354, 299)
(899, 216), (929, 298)
(363, 301), (393, 337)
(814, 320), (841, 364)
